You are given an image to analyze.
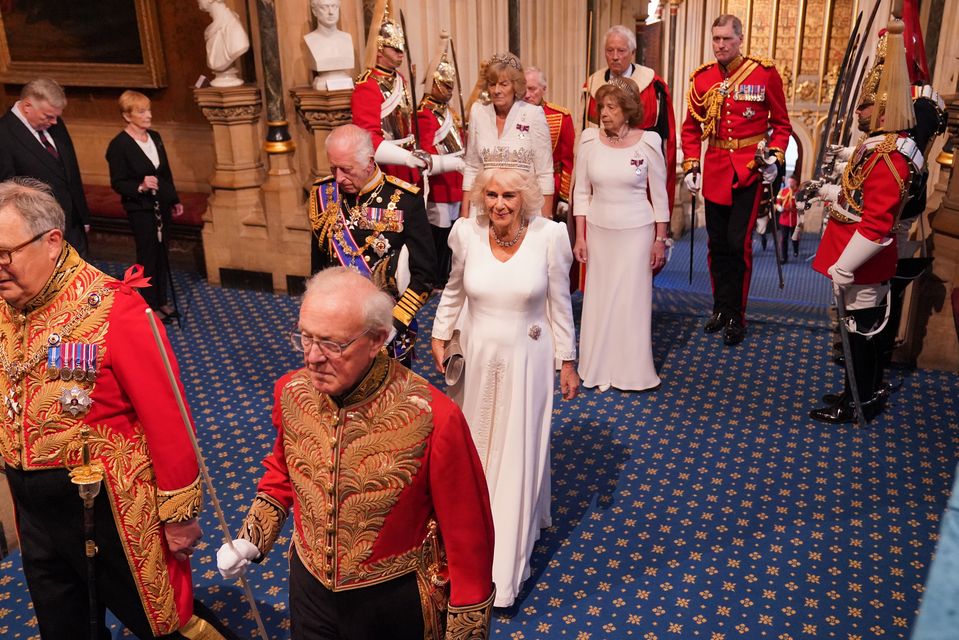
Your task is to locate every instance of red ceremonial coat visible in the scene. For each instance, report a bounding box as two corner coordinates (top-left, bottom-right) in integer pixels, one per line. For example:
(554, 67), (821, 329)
(813, 133), (915, 284)
(352, 65), (420, 184)
(0, 248), (201, 636)
(586, 65), (677, 212)
(416, 96), (464, 204)
(543, 101), (574, 204)
(681, 55), (791, 206)
(777, 186), (798, 227)
(239, 354), (494, 635)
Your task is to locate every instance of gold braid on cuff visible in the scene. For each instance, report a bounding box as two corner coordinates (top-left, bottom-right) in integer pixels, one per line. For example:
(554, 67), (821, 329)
(239, 493), (288, 559)
(445, 588), (495, 640)
(156, 475), (203, 523)
(393, 288), (430, 327)
(682, 158), (700, 172)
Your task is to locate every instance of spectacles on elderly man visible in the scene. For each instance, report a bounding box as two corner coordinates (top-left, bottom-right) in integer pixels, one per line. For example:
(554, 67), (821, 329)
(0, 230), (54, 266)
(290, 328), (371, 357)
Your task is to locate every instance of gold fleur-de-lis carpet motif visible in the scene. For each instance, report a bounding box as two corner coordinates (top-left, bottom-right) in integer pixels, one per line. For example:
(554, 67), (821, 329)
(1, 238), (956, 639)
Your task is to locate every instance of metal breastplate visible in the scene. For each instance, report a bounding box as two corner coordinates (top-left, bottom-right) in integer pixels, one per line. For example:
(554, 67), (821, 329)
(377, 73), (413, 147)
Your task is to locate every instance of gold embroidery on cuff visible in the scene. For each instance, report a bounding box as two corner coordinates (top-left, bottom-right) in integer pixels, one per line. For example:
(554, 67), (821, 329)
(393, 288), (430, 326)
(156, 475), (203, 523)
(446, 588), (495, 640)
(240, 493), (288, 558)
(682, 158), (700, 172)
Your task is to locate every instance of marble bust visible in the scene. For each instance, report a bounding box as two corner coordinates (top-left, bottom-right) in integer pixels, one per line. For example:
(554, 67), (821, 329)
(304, 0), (355, 90)
(198, 0), (250, 87)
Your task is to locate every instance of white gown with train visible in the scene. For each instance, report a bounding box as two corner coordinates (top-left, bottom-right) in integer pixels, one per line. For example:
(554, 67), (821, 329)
(432, 215), (576, 607)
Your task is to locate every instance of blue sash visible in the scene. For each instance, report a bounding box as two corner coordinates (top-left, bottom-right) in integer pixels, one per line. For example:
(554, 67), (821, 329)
(320, 183), (373, 278)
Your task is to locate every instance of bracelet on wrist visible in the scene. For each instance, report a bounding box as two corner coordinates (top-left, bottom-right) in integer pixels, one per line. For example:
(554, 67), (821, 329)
(655, 236), (669, 243)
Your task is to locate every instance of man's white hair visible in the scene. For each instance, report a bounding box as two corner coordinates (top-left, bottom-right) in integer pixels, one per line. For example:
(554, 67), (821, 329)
(605, 25), (636, 53)
(524, 66), (547, 88)
(326, 124), (374, 167)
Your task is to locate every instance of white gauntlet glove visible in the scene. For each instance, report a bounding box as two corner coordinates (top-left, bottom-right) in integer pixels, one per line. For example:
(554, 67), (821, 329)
(216, 539), (260, 579)
(555, 201), (570, 220)
(374, 141), (428, 169)
(429, 154), (465, 174)
(683, 170), (702, 195)
(827, 231), (889, 289)
(817, 183), (842, 203)
(761, 161), (779, 184)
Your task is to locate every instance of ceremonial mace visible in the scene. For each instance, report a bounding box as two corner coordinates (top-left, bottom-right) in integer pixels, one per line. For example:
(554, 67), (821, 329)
(69, 426), (104, 640)
(145, 310), (270, 640)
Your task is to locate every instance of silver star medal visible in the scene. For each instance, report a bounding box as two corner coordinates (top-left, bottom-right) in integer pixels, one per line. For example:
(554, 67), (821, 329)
(743, 107), (756, 119)
(60, 386), (93, 417)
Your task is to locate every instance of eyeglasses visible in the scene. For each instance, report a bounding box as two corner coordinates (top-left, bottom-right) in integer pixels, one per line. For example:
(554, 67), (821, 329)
(290, 328), (371, 357)
(0, 230), (54, 266)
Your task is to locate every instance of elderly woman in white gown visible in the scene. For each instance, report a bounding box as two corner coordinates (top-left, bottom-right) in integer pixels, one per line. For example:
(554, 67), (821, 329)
(573, 79), (669, 392)
(431, 167), (579, 608)
(461, 53), (554, 218)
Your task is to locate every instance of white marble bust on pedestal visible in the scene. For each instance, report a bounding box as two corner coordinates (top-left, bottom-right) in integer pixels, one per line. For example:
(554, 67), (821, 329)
(304, 0), (355, 90)
(198, 0), (250, 88)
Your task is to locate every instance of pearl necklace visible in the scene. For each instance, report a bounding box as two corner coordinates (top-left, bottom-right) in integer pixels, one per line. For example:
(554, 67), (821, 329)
(491, 219), (527, 248)
(604, 125), (631, 145)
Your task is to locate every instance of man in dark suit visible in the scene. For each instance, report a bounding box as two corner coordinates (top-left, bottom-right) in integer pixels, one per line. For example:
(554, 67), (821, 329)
(0, 78), (91, 256)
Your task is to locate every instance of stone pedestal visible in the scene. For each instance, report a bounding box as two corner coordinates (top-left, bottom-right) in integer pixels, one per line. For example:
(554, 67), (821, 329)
(195, 86), (309, 291)
(916, 95), (959, 371)
(290, 86), (352, 188)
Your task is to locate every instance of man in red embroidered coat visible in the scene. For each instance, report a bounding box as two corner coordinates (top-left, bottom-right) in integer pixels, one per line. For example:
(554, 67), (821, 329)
(217, 267), (495, 639)
(351, 0), (429, 184)
(809, 29), (923, 424)
(681, 13), (792, 346)
(776, 175), (800, 260)
(0, 178), (225, 638)
(585, 25), (677, 213)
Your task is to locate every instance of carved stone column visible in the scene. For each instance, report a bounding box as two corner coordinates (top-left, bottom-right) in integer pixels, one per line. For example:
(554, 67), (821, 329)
(290, 87), (353, 188)
(916, 94), (959, 371)
(195, 86), (308, 291)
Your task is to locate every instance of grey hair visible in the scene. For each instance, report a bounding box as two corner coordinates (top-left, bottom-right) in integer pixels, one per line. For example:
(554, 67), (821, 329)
(470, 168), (544, 217)
(605, 25), (636, 53)
(0, 177), (65, 234)
(21, 78), (67, 109)
(712, 14), (743, 38)
(326, 124), (375, 167)
(524, 66), (547, 88)
(303, 267), (394, 337)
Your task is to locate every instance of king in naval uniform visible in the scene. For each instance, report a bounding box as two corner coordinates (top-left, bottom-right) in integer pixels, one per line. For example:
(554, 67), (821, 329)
(309, 124), (436, 365)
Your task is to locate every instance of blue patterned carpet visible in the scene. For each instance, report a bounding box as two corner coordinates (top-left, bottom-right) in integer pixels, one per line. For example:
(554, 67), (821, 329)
(1, 229), (957, 639)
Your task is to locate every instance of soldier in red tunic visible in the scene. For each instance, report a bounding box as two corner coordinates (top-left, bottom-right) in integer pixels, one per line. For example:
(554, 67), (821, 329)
(585, 25), (677, 213)
(217, 267), (495, 639)
(350, 0), (429, 184)
(416, 32), (467, 288)
(809, 29), (923, 424)
(775, 175), (800, 260)
(0, 178), (228, 638)
(681, 14), (792, 346)
(524, 67), (574, 220)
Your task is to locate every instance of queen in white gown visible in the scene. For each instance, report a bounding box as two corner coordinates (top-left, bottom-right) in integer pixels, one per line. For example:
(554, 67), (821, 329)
(432, 167), (579, 608)
(573, 80), (670, 392)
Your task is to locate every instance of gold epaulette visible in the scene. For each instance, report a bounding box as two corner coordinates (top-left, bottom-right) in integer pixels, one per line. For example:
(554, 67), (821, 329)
(544, 101), (571, 116)
(313, 175), (334, 186)
(385, 174), (421, 194)
(355, 68), (373, 84)
(689, 61), (716, 81)
(746, 55), (776, 69)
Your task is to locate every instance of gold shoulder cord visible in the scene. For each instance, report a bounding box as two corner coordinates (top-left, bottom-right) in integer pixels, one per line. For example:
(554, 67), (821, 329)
(310, 183), (340, 248)
(686, 81), (725, 140)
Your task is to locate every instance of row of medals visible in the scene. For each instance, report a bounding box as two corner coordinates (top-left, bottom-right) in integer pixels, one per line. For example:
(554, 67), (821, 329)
(47, 334), (97, 417)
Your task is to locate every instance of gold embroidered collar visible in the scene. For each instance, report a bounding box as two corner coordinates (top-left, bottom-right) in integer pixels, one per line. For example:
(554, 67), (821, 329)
(333, 351), (393, 407)
(16, 243), (81, 316)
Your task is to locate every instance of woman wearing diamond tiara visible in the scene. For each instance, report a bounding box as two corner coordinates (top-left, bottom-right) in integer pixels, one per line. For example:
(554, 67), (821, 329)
(573, 79), (669, 392)
(461, 53), (554, 218)
(431, 167), (579, 607)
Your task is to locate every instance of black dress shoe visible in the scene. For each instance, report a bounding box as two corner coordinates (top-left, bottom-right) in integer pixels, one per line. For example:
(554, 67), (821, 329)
(723, 317), (746, 346)
(809, 393), (884, 424)
(704, 312), (727, 334)
(822, 384), (891, 406)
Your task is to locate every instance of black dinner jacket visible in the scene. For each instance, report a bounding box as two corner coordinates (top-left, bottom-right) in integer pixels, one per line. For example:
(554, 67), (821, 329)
(0, 109), (91, 230)
(105, 129), (179, 214)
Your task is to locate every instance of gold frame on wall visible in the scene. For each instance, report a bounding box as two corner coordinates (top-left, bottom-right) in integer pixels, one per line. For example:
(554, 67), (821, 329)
(0, 0), (166, 88)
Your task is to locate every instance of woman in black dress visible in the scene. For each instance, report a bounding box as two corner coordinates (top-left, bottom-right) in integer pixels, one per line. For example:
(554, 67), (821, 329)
(106, 90), (183, 321)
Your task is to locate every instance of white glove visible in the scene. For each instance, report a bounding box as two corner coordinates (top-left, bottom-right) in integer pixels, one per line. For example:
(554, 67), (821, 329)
(216, 539), (260, 579)
(761, 162), (778, 184)
(374, 141), (427, 169)
(775, 204), (784, 213)
(683, 170), (701, 194)
(817, 183), (841, 203)
(829, 144), (854, 162)
(556, 201), (570, 219)
(827, 230), (889, 289)
(429, 154), (465, 174)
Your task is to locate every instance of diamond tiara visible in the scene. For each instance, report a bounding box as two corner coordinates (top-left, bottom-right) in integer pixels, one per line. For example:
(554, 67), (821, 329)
(488, 53), (522, 71)
(481, 146), (534, 171)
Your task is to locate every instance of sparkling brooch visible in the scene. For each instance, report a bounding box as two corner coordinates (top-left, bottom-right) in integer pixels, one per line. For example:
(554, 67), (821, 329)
(528, 325), (542, 340)
(60, 386), (93, 417)
(371, 234), (391, 257)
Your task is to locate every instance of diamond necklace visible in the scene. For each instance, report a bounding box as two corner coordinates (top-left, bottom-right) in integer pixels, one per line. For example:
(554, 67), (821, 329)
(491, 219), (527, 248)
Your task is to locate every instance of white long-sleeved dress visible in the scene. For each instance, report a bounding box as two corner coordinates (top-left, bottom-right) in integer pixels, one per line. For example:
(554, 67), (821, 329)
(432, 215), (575, 607)
(573, 128), (670, 391)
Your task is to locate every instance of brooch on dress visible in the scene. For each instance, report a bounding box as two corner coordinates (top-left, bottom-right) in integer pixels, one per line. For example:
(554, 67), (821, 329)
(516, 123), (530, 139)
(630, 154), (645, 175)
(528, 325), (542, 340)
